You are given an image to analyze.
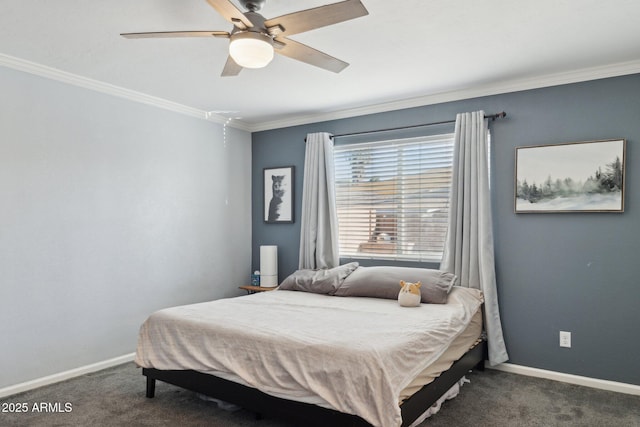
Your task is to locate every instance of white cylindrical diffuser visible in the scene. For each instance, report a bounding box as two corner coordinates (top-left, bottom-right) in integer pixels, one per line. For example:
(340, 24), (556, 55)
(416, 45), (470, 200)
(260, 245), (278, 287)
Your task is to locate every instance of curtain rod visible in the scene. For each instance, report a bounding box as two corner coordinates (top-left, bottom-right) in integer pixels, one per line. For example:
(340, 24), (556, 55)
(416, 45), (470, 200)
(325, 111), (507, 140)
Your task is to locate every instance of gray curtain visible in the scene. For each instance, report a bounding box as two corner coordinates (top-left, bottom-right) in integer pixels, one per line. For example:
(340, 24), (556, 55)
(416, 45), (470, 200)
(298, 132), (339, 269)
(441, 111), (509, 365)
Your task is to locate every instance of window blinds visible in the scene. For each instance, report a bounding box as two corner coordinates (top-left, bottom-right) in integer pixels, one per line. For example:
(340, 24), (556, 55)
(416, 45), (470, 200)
(334, 134), (454, 262)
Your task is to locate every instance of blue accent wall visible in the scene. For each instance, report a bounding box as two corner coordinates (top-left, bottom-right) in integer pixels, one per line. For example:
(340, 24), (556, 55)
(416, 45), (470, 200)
(252, 74), (640, 386)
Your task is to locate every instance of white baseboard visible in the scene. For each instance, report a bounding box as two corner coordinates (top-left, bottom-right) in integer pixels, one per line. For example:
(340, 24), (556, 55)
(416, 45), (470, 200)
(0, 353), (136, 399)
(488, 362), (640, 396)
(3, 355), (638, 400)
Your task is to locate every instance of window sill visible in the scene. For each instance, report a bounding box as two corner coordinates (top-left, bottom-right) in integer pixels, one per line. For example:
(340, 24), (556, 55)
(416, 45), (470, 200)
(340, 252), (443, 264)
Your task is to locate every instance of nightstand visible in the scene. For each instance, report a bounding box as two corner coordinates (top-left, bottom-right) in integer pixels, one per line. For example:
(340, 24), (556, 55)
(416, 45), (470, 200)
(239, 285), (277, 294)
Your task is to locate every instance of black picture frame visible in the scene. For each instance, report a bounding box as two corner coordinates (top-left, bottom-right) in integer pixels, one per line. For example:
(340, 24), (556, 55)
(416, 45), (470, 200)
(515, 139), (625, 213)
(264, 166), (295, 223)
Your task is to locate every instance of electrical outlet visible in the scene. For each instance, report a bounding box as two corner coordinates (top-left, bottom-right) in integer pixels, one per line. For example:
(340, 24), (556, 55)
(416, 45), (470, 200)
(559, 331), (571, 348)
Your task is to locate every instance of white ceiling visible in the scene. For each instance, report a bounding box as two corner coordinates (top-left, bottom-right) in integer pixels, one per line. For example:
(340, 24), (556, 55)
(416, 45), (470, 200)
(1, 0), (640, 131)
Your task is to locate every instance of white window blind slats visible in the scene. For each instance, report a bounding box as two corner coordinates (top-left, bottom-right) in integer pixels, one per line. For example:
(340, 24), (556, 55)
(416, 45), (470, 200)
(334, 134), (454, 262)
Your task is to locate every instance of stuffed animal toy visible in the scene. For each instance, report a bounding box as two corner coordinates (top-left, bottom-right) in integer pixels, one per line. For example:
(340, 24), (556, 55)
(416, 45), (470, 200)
(398, 280), (422, 307)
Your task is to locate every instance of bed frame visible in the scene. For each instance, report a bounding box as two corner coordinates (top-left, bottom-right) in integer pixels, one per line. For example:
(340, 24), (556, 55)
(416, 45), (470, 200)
(142, 340), (486, 427)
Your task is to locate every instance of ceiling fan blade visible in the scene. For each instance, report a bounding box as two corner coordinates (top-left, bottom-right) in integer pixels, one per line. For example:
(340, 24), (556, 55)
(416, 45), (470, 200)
(221, 56), (243, 77)
(274, 37), (348, 73)
(206, 0), (253, 30)
(265, 0), (368, 36)
(121, 31), (229, 39)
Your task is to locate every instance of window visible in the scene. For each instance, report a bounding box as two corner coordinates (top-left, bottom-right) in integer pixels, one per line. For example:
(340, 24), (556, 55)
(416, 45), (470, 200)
(334, 133), (454, 262)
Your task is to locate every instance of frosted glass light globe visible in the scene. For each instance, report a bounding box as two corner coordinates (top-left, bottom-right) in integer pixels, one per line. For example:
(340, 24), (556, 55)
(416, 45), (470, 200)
(229, 32), (274, 69)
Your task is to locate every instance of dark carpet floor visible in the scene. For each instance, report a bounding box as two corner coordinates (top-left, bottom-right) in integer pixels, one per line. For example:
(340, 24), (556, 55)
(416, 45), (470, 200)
(1, 363), (639, 426)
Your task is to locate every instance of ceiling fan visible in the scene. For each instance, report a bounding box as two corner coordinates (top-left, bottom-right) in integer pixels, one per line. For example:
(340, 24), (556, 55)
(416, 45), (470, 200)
(121, 0), (368, 77)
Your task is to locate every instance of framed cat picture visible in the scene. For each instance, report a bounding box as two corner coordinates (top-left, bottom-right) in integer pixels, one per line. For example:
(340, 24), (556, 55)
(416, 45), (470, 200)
(264, 166), (295, 223)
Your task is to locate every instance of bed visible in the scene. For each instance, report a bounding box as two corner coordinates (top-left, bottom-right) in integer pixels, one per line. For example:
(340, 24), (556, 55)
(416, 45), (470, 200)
(135, 265), (486, 427)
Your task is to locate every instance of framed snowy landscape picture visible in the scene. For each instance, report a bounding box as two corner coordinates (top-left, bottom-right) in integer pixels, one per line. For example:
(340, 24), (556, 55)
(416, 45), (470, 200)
(515, 139), (625, 213)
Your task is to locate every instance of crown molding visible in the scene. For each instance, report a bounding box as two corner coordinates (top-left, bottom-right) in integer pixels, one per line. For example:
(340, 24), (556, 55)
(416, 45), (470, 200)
(0, 53), (253, 131)
(3, 52), (639, 134)
(248, 59), (640, 132)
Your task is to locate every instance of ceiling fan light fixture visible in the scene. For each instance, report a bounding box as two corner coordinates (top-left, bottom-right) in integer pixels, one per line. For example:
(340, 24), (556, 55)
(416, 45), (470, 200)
(229, 31), (274, 69)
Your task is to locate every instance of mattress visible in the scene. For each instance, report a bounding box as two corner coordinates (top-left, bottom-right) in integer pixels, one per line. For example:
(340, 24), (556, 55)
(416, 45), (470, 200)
(399, 306), (482, 402)
(203, 307), (482, 406)
(136, 286), (483, 427)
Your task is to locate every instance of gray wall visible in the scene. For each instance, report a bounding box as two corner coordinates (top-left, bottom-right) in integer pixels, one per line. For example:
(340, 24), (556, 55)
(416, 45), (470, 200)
(0, 66), (252, 388)
(252, 73), (640, 386)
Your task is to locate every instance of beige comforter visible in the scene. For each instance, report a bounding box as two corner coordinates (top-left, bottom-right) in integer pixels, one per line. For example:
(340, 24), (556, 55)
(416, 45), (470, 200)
(135, 286), (483, 427)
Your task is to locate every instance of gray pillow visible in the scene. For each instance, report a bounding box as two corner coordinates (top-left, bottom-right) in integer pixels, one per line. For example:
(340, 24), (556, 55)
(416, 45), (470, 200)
(279, 262), (359, 294)
(333, 266), (456, 304)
